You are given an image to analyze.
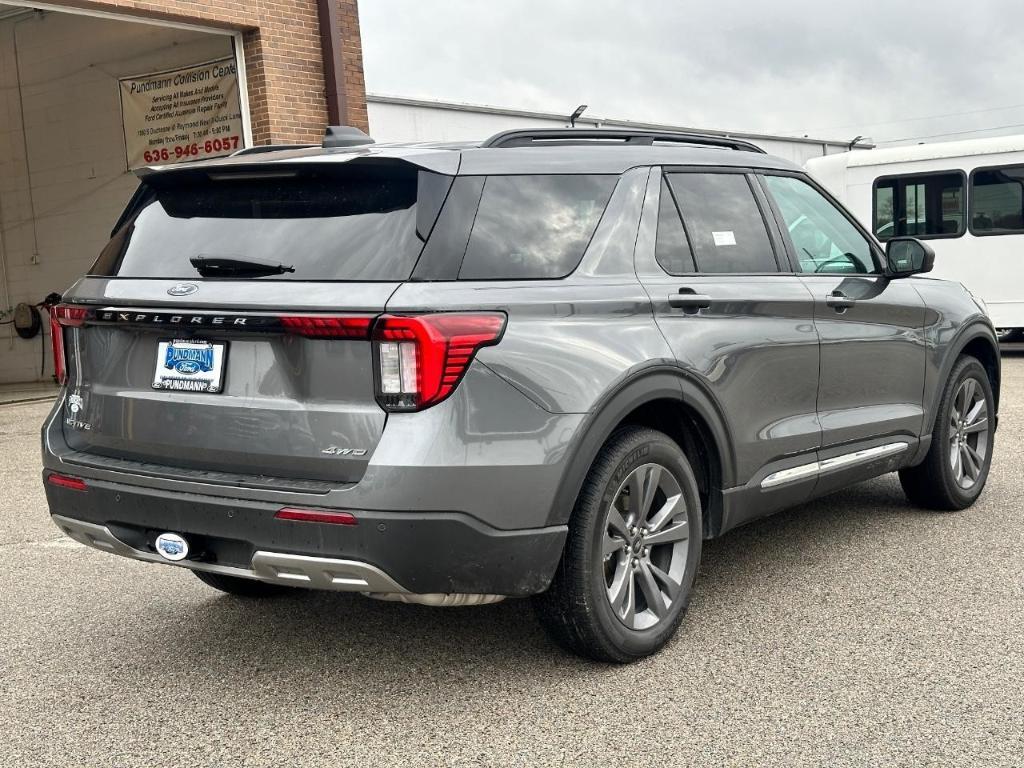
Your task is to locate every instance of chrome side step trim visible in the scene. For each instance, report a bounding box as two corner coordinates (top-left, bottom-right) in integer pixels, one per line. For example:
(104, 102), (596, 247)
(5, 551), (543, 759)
(761, 441), (909, 489)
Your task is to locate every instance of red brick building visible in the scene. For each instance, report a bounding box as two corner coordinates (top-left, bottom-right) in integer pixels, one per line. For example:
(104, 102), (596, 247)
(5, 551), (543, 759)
(0, 1), (368, 382)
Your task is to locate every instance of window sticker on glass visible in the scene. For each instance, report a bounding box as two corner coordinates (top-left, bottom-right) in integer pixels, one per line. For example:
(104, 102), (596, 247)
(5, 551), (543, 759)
(712, 231), (736, 247)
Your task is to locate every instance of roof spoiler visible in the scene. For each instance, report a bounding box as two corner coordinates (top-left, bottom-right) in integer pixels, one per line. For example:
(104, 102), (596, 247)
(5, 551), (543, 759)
(323, 125), (375, 148)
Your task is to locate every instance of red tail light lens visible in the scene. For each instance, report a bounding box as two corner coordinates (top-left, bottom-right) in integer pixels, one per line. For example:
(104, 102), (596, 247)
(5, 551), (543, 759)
(46, 473), (88, 491)
(275, 507), (358, 525)
(48, 304), (88, 384)
(279, 315), (373, 339)
(372, 313), (506, 411)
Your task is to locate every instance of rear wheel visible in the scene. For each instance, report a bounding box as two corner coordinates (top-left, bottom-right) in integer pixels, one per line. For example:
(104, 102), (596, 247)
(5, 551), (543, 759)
(534, 426), (702, 663)
(193, 570), (294, 598)
(899, 356), (995, 510)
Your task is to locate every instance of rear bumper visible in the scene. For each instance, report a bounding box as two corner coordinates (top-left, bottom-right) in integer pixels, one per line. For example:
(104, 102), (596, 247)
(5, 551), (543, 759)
(45, 476), (567, 597)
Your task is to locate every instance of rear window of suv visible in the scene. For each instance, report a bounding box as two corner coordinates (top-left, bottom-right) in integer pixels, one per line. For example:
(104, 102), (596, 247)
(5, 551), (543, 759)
(90, 162), (451, 281)
(457, 174), (617, 280)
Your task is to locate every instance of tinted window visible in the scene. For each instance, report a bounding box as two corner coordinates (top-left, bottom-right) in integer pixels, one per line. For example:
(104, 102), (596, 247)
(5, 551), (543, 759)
(91, 164), (450, 281)
(971, 165), (1024, 235)
(458, 175), (616, 280)
(873, 172), (964, 239)
(667, 173), (777, 273)
(655, 178), (695, 274)
(765, 175), (876, 274)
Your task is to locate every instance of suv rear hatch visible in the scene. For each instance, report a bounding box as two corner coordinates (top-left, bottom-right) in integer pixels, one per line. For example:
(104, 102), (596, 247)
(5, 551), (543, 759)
(55, 159), (452, 484)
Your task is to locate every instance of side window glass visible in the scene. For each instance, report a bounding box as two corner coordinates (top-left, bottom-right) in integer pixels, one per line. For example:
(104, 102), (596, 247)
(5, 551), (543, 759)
(872, 172), (964, 239)
(458, 174), (616, 280)
(971, 166), (1024, 235)
(667, 173), (778, 273)
(655, 178), (695, 274)
(764, 175), (877, 274)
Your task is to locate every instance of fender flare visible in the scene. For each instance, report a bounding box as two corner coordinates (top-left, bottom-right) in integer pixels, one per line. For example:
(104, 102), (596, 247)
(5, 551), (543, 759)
(545, 365), (735, 526)
(924, 320), (1000, 435)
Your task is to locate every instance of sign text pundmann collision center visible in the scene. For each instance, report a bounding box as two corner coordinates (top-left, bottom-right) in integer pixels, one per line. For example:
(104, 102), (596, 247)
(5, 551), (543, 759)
(119, 57), (244, 170)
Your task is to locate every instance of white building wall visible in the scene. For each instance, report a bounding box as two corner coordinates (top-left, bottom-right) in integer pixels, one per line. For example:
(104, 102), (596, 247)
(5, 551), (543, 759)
(366, 96), (851, 167)
(0, 10), (231, 384)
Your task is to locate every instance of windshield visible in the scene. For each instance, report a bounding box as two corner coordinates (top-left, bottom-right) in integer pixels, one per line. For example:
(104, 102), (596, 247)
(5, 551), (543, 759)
(90, 162), (451, 281)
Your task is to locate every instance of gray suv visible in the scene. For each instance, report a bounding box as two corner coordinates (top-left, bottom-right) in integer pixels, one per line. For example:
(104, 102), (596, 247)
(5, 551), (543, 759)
(42, 128), (1000, 662)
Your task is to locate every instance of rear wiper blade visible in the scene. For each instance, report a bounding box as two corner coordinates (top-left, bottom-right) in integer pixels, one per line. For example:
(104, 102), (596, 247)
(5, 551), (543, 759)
(189, 256), (295, 277)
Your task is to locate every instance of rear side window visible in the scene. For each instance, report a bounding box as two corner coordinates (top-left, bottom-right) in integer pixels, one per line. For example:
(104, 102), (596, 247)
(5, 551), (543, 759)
(655, 178), (696, 274)
(873, 172), (965, 239)
(91, 163), (451, 281)
(970, 165), (1024, 235)
(666, 173), (778, 273)
(457, 175), (616, 280)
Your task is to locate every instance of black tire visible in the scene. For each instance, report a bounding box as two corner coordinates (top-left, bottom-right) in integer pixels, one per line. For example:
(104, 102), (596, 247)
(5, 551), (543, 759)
(899, 355), (995, 510)
(534, 426), (703, 663)
(192, 569), (294, 598)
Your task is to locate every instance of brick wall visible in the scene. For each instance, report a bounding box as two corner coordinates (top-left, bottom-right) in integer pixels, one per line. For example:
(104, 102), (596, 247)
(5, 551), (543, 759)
(53, 0), (368, 143)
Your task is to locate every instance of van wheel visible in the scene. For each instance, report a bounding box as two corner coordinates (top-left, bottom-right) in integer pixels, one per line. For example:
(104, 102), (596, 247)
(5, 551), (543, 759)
(899, 356), (995, 510)
(534, 426), (702, 663)
(193, 570), (293, 598)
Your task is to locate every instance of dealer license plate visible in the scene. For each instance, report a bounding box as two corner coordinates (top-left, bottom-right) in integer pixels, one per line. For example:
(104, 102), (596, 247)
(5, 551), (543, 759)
(152, 339), (227, 393)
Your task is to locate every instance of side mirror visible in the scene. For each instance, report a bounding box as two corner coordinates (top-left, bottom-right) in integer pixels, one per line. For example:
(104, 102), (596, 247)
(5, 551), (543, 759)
(885, 237), (934, 277)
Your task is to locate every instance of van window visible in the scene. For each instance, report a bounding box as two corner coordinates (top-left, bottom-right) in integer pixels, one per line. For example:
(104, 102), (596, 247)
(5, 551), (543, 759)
(873, 172), (965, 239)
(458, 175), (616, 280)
(970, 165), (1024, 235)
(666, 172), (778, 273)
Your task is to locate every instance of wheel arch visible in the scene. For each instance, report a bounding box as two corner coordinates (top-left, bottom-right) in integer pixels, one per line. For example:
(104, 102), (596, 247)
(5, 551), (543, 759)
(928, 322), (1000, 434)
(546, 366), (735, 538)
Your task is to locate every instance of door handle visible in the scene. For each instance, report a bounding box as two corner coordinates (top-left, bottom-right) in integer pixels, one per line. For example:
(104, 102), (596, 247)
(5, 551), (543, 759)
(825, 290), (856, 311)
(668, 289), (712, 313)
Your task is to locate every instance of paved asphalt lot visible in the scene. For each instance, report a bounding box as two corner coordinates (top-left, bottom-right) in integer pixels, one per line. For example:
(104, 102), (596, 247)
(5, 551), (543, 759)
(1, 354), (1022, 767)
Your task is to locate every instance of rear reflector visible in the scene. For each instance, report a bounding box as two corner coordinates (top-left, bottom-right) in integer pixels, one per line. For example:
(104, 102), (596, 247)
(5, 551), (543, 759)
(279, 315), (373, 339)
(372, 313), (506, 411)
(275, 507), (358, 525)
(46, 473), (88, 491)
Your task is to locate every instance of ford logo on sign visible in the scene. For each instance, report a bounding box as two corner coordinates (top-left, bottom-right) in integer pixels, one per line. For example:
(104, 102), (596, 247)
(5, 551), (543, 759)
(167, 283), (199, 297)
(155, 532), (189, 561)
(173, 360), (202, 375)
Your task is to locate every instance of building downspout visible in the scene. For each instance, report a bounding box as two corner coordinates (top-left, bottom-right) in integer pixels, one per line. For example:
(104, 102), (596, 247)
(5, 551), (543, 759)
(315, 0), (348, 126)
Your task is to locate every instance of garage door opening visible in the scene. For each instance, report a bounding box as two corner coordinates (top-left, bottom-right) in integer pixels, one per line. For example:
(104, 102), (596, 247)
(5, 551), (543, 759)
(0, 3), (250, 386)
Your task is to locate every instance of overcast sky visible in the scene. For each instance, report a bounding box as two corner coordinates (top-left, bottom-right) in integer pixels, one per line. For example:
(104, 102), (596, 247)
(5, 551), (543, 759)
(359, 0), (1024, 145)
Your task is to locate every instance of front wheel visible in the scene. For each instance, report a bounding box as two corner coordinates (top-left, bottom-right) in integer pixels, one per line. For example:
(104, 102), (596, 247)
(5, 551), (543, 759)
(534, 426), (702, 663)
(899, 356), (995, 510)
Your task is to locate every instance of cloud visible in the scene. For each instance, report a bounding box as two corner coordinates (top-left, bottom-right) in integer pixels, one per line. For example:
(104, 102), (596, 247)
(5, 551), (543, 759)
(359, 0), (1024, 144)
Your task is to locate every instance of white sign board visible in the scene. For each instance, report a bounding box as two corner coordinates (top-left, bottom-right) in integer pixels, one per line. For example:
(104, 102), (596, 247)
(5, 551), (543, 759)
(119, 57), (244, 170)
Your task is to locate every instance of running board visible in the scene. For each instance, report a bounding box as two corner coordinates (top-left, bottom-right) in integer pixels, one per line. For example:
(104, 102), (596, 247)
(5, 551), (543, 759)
(761, 442), (909, 489)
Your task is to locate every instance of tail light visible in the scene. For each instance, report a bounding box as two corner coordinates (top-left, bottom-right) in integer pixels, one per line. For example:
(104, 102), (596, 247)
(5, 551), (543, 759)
(48, 304), (88, 384)
(372, 313), (506, 411)
(279, 315), (373, 339)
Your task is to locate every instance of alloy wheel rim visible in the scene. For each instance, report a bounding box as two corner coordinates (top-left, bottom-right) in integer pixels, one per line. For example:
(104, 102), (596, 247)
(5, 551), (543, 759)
(949, 377), (989, 490)
(602, 463), (689, 631)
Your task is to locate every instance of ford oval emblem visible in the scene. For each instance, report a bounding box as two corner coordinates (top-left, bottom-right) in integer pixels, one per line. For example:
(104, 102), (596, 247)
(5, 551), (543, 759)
(155, 532), (189, 561)
(167, 283), (198, 297)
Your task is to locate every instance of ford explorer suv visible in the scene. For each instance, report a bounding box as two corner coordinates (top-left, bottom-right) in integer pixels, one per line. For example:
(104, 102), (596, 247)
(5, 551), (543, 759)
(42, 128), (1000, 662)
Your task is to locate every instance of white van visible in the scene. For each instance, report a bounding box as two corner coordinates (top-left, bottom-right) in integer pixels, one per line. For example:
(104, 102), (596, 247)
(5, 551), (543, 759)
(806, 135), (1024, 339)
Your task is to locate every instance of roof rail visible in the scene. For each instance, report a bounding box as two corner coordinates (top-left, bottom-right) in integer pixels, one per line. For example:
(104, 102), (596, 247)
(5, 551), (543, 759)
(481, 128), (766, 154)
(231, 144), (317, 157)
